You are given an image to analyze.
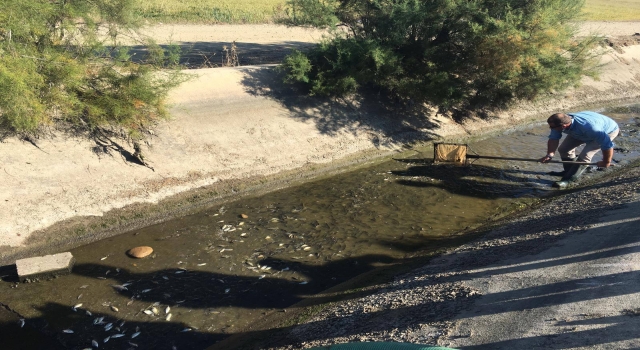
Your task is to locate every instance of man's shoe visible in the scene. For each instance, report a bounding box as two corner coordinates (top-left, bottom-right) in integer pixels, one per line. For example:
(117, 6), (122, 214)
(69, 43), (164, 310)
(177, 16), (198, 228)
(553, 180), (570, 188)
(553, 164), (589, 189)
(548, 157), (577, 177)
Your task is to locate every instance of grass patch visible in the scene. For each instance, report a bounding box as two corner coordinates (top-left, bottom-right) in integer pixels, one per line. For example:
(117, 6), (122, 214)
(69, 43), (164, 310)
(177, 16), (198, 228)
(133, 0), (286, 24)
(584, 0), (640, 21)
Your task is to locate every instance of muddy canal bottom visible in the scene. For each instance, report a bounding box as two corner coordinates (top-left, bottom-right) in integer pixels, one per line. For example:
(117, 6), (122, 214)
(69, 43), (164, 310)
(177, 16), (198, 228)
(2, 107), (640, 350)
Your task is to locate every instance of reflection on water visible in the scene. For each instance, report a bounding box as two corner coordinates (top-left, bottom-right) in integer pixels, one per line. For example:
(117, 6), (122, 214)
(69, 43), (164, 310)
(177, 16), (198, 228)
(2, 106), (639, 349)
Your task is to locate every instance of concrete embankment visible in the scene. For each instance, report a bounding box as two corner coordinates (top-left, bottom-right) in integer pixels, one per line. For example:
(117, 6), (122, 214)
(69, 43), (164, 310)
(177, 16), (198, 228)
(2, 27), (640, 265)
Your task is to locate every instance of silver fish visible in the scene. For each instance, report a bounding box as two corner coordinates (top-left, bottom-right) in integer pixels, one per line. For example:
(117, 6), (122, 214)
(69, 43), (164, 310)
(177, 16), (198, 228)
(85, 310), (93, 316)
(19, 319), (25, 328)
(112, 285), (128, 291)
(104, 323), (113, 331)
(131, 331), (141, 339)
(165, 306), (171, 314)
(92, 339), (99, 347)
(110, 306), (119, 312)
(63, 329), (74, 334)
(128, 342), (138, 347)
(73, 303), (83, 309)
(151, 307), (159, 315)
(111, 334), (125, 338)
(103, 336), (110, 343)
(143, 310), (154, 315)
(165, 313), (172, 321)
(141, 289), (152, 293)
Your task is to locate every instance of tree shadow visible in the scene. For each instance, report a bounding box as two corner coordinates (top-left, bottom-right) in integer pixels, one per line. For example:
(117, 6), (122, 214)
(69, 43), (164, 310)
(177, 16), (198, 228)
(238, 66), (443, 145)
(126, 41), (319, 68)
(390, 163), (553, 199)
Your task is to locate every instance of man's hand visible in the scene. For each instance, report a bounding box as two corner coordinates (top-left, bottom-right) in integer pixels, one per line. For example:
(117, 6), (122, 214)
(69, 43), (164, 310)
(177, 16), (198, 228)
(539, 154), (554, 163)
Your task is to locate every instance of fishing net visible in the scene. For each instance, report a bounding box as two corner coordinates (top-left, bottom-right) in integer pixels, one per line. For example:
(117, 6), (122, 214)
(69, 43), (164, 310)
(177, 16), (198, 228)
(433, 143), (467, 163)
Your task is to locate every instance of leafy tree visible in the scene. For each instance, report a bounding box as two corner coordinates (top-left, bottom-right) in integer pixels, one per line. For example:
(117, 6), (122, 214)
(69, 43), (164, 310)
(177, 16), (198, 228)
(280, 0), (601, 111)
(0, 0), (186, 152)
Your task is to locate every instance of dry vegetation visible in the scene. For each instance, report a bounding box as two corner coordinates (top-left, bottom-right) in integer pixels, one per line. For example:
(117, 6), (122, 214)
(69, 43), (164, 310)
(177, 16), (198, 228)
(130, 0), (640, 24)
(583, 0), (640, 21)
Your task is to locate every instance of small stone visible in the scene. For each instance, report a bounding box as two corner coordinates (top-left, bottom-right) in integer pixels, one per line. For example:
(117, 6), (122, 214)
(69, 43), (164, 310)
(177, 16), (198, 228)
(240, 214), (249, 219)
(16, 252), (75, 282)
(127, 246), (153, 259)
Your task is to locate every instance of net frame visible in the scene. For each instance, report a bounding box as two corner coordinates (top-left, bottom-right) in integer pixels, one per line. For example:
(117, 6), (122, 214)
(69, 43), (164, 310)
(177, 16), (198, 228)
(433, 143), (468, 164)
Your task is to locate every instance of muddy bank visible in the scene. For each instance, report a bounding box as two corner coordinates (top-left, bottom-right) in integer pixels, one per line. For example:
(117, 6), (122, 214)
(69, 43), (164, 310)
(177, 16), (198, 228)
(2, 25), (640, 265)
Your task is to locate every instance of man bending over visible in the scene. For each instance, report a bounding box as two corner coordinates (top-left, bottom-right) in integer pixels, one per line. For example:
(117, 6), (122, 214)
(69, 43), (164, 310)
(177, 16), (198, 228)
(539, 111), (619, 188)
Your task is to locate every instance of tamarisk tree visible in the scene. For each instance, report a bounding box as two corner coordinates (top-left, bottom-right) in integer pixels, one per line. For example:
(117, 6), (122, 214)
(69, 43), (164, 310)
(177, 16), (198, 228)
(280, 0), (601, 111)
(0, 0), (184, 149)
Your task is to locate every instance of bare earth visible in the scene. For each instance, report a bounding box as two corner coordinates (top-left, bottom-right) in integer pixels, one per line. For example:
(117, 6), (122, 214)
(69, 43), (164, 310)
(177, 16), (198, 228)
(2, 23), (640, 349)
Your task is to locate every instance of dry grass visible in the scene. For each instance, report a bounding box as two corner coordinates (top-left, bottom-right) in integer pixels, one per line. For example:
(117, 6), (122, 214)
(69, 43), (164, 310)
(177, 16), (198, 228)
(583, 0), (640, 21)
(131, 0), (640, 24)
(133, 0), (286, 24)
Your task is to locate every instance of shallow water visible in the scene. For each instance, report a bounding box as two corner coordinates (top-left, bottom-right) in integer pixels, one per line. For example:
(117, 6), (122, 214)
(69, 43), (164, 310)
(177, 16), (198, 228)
(2, 105), (640, 349)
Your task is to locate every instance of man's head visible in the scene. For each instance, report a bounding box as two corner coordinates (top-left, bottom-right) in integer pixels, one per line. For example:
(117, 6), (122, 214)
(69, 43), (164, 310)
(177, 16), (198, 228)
(547, 113), (571, 131)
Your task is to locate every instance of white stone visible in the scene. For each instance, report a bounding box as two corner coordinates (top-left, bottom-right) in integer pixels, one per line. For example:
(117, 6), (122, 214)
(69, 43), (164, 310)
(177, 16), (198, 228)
(16, 252), (75, 282)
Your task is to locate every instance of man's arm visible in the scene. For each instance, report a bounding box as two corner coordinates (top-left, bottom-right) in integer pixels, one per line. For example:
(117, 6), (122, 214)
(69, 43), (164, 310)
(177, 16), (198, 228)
(539, 138), (560, 163)
(598, 148), (613, 168)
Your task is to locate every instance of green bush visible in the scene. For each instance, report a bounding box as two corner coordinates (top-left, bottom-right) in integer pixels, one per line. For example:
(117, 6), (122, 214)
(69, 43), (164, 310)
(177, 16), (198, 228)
(280, 0), (602, 111)
(0, 0), (186, 145)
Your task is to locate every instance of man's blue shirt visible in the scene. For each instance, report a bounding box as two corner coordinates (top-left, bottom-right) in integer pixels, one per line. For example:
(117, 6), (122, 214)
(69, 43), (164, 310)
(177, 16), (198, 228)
(549, 111), (619, 150)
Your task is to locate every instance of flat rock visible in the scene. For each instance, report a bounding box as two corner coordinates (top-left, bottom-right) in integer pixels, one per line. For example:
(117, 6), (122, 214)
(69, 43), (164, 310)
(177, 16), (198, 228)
(127, 246), (153, 258)
(16, 252), (75, 282)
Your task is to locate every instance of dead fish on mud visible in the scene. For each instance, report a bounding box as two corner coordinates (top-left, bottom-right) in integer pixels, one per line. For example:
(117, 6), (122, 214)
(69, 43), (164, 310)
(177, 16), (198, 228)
(63, 329), (74, 334)
(111, 284), (128, 291)
(131, 331), (141, 339)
